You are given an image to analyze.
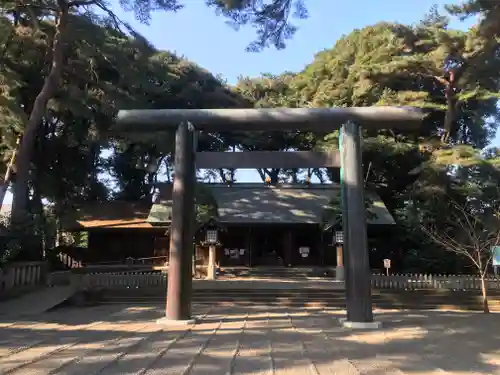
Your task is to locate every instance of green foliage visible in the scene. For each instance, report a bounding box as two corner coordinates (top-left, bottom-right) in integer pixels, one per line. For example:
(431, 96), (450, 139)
(195, 184), (219, 225)
(288, 20), (499, 145)
(0, 0), (305, 230)
(447, 1), (500, 38)
(114, 0), (309, 50)
(0, 6), (243, 209)
(233, 73), (320, 183)
(206, 0), (307, 51)
(72, 231), (88, 248)
(0, 213), (45, 266)
(321, 194), (377, 229)
(0, 17), (26, 171)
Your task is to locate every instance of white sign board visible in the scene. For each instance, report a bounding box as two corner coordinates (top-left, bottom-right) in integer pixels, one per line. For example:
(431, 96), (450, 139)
(299, 247), (310, 258)
(383, 258), (391, 275)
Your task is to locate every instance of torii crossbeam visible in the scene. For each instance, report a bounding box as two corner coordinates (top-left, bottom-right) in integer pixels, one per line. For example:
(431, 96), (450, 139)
(112, 106), (425, 328)
(115, 107), (423, 132)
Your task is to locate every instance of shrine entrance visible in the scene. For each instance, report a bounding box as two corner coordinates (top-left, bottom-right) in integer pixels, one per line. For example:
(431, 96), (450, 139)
(252, 226), (286, 266)
(112, 107), (424, 327)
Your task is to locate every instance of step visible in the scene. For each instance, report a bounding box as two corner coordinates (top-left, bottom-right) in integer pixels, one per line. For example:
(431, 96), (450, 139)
(100, 289), (489, 298)
(102, 296), (496, 304)
(100, 293), (500, 303)
(95, 299), (499, 311)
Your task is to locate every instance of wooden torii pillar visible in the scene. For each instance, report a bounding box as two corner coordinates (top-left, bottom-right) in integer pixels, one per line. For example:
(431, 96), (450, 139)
(112, 107), (425, 328)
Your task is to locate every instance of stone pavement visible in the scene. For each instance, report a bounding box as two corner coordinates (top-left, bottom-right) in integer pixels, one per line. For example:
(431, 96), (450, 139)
(0, 285), (78, 317)
(0, 303), (499, 374)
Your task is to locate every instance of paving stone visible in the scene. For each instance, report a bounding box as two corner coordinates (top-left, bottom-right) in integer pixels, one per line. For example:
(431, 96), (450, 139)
(0, 304), (499, 374)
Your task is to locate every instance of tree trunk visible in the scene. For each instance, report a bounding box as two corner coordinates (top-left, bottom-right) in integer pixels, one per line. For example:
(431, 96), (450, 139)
(0, 142), (19, 211)
(315, 168), (326, 183)
(440, 98), (456, 144)
(257, 168), (266, 182)
(480, 276), (490, 313)
(10, 1), (69, 222)
(218, 168), (227, 182)
(270, 168), (280, 184)
(0, 182), (8, 211)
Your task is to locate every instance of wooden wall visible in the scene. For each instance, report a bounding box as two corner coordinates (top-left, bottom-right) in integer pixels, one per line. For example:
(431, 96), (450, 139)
(87, 229), (165, 263)
(216, 224), (327, 267)
(83, 225), (389, 268)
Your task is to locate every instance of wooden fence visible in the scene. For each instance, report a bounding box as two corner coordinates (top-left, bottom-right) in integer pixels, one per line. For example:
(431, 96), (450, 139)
(0, 261), (47, 293)
(79, 271), (500, 291)
(371, 273), (500, 291)
(47, 270), (76, 287)
(82, 271), (165, 289)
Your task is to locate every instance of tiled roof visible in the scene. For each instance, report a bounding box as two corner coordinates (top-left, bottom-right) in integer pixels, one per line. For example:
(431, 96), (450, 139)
(62, 201), (155, 230)
(149, 183), (395, 225)
(64, 184), (395, 229)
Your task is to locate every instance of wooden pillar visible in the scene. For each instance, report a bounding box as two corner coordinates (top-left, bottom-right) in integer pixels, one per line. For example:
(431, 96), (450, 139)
(284, 229), (293, 267)
(164, 121), (196, 322)
(207, 245), (217, 280)
(246, 227), (252, 267)
(340, 121), (373, 323)
(320, 231), (325, 266)
(336, 245), (343, 266)
(336, 244), (345, 280)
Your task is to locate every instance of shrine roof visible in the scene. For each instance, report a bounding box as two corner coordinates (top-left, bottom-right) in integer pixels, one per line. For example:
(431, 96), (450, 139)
(63, 183), (395, 230)
(202, 184), (394, 225)
(148, 183), (394, 226)
(61, 201), (154, 230)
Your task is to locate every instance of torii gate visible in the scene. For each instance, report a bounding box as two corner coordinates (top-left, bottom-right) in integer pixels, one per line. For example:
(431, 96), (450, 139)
(113, 107), (424, 328)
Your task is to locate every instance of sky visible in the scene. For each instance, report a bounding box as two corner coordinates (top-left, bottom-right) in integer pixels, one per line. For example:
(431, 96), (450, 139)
(112, 0), (475, 85)
(2, 0), (492, 202)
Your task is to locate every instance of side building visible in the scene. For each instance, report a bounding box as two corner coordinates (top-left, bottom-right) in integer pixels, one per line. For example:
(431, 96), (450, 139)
(61, 183), (396, 268)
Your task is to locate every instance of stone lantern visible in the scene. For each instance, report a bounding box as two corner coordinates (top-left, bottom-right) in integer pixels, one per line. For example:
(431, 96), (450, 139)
(334, 230), (344, 281)
(199, 218), (225, 280)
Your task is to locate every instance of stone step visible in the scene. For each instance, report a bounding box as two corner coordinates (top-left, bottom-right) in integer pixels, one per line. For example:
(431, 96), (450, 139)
(219, 267), (333, 278)
(100, 289), (491, 299)
(93, 289), (499, 311)
(95, 298), (500, 311)
(102, 294), (492, 302)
